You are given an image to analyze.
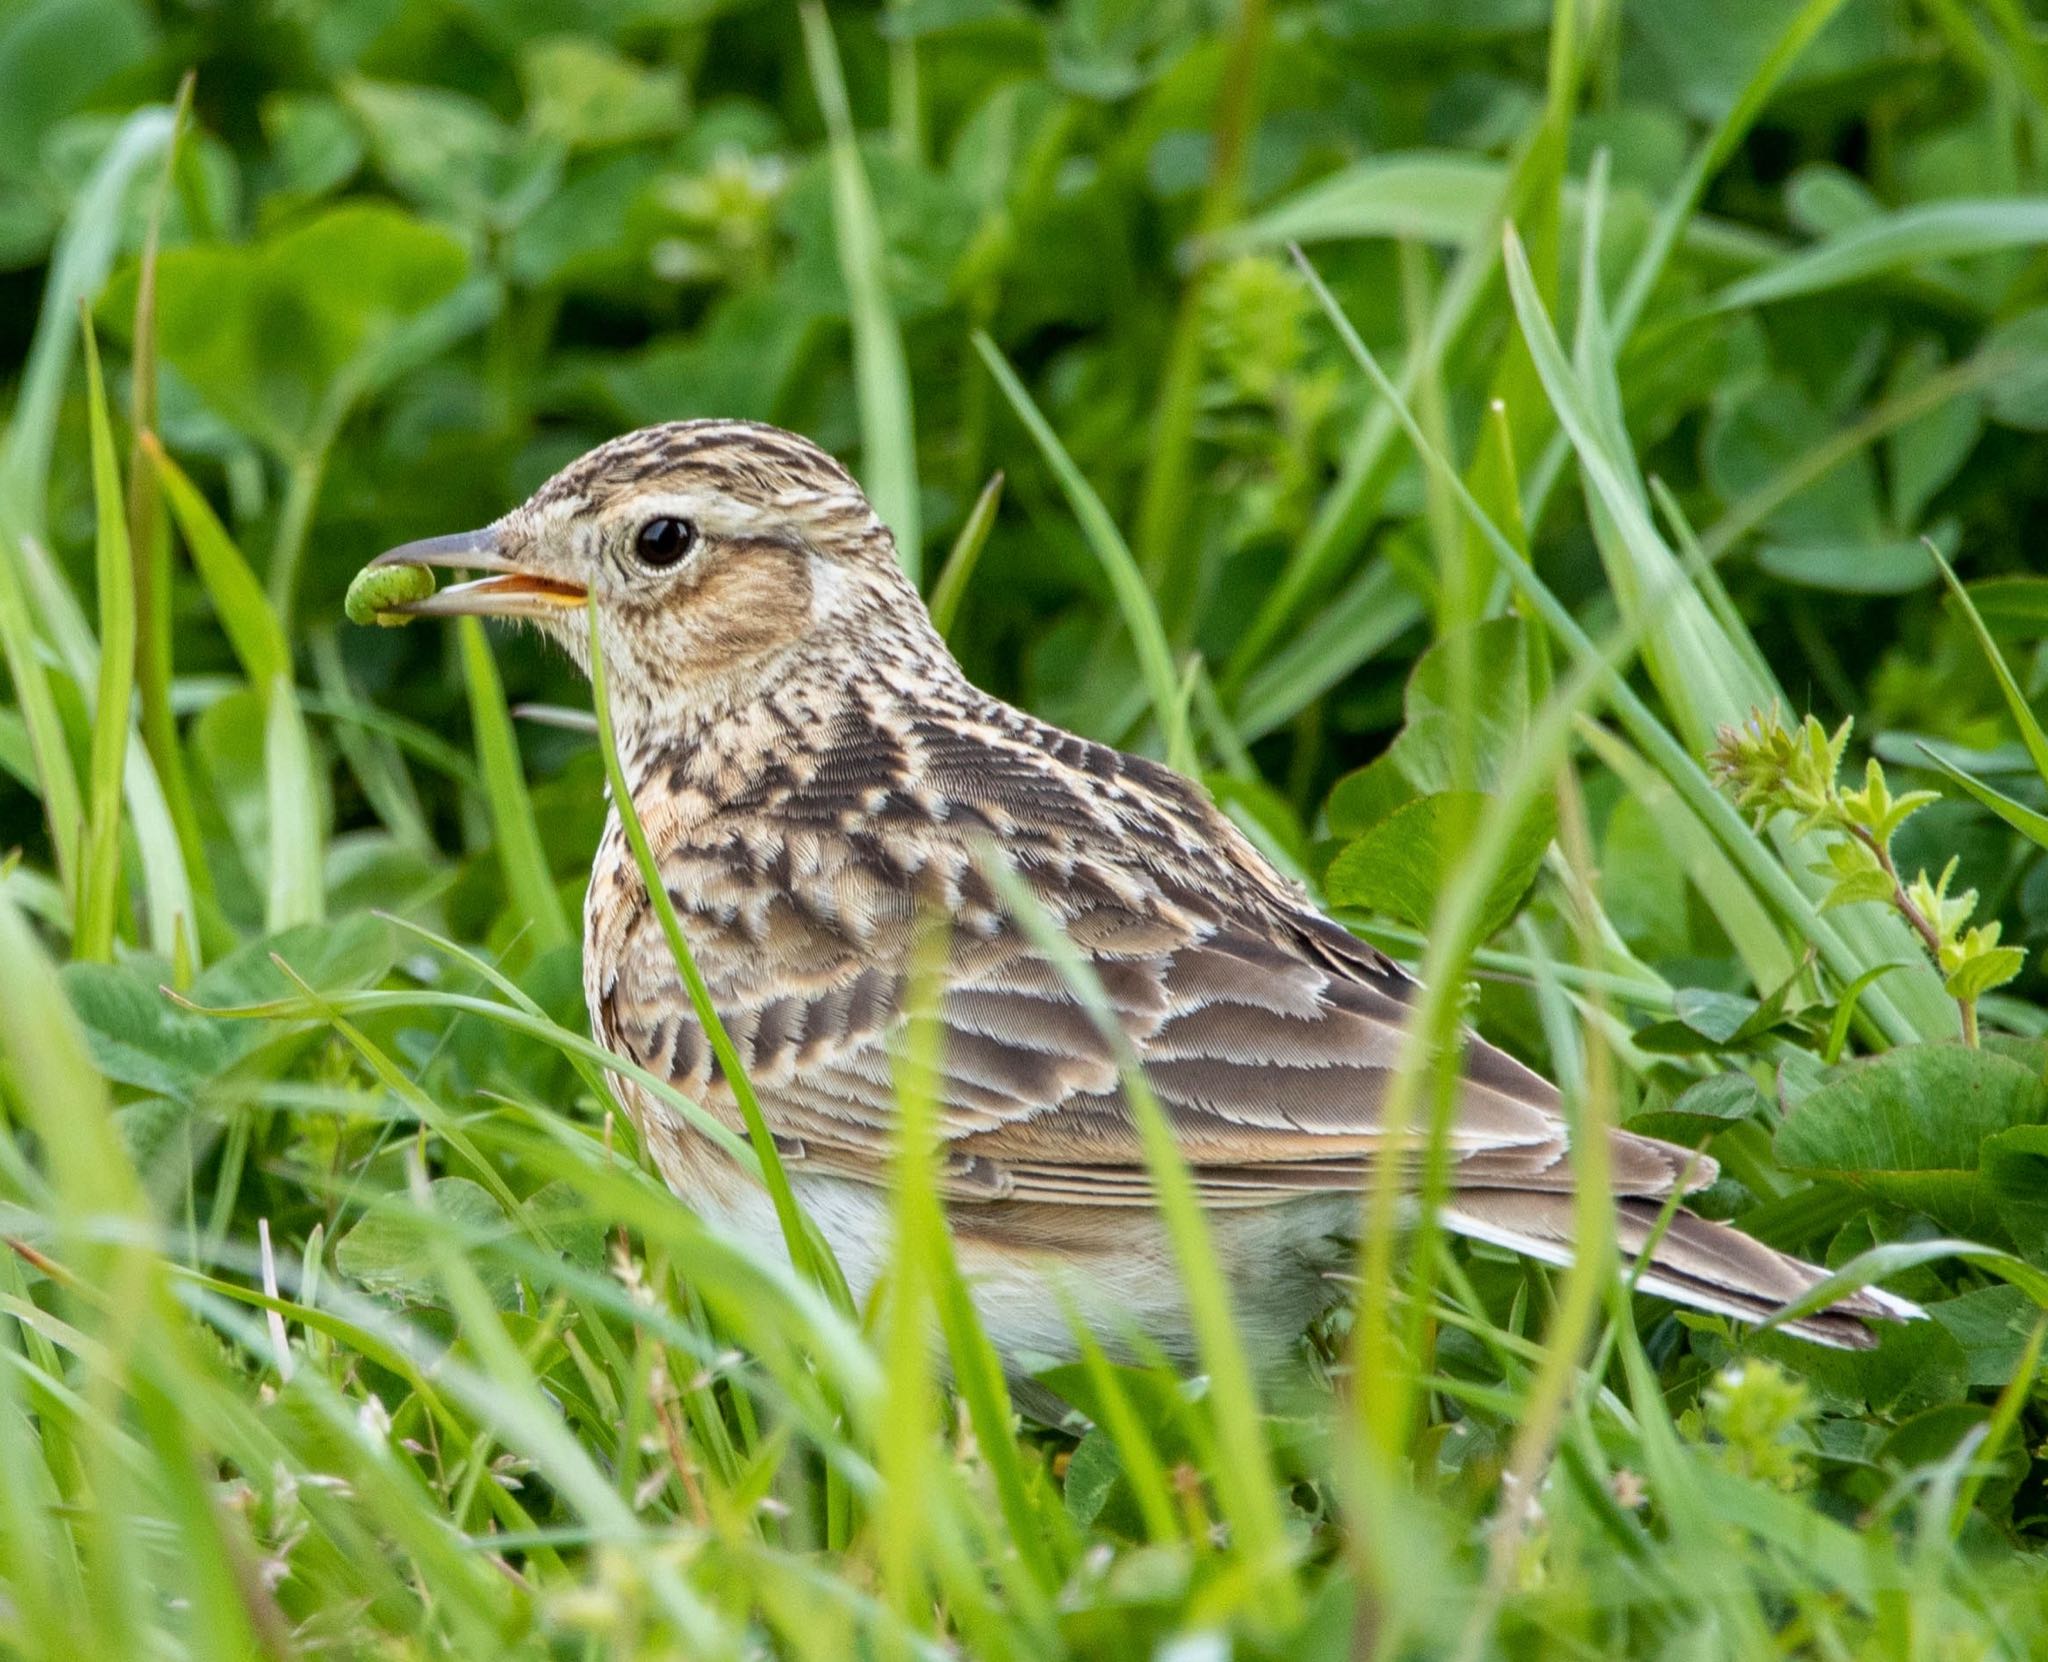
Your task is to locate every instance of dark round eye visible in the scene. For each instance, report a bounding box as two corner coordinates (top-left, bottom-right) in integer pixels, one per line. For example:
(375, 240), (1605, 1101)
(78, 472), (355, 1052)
(633, 516), (696, 568)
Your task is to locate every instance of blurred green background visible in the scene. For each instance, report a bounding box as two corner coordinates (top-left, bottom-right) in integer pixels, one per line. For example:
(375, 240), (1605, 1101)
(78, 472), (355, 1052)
(6, 0), (2044, 947)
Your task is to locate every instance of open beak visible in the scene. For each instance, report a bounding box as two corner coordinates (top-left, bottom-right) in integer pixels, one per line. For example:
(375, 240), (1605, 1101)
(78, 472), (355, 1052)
(368, 528), (587, 619)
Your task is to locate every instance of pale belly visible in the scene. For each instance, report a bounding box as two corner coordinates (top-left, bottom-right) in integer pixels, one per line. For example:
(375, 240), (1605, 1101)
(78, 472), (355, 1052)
(636, 1102), (1354, 1379)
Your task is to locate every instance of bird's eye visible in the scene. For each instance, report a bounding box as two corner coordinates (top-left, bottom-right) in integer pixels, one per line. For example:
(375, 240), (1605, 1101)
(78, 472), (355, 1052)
(633, 516), (696, 568)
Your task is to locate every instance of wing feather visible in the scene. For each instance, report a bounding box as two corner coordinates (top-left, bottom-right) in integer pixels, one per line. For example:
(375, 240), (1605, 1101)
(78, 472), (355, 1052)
(590, 700), (1712, 1210)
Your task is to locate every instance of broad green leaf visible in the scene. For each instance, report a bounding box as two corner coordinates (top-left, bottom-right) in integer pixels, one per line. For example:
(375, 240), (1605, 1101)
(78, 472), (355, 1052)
(191, 914), (395, 1008)
(258, 92), (363, 209)
(62, 917), (392, 1105)
(1754, 540), (1940, 596)
(1981, 306), (2048, 431)
(1325, 789), (1555, 940)
(1778, 1045), (2042, 1175)
(1776, 1046), (2046, 1245)
(1389, 616), (1534, 793)
(1928, 1285), (2040, 1388)
(518, 36), (684, 152)
(1627, 0), (1902, 123)
(1885, 338), (1983, 526)
(343, 78), (561, 231)
(62, 957), (245, 1102)
(103, 203), (469, 460)
(0, 0), (150, 181)
(1786, 162), (1882, 237)
(336, 1177), (518, 1309)
(1739, 1313), (1970, 1421)
(1674, 1071), (1769, 1120)
(1060, 1427), (1123, 1530)
(1946, 946), (2026, 1004)
(1980, 1124), (2048, 1259)
(1703, 377), (1882, 549)
(1325, 752), (1418, 841)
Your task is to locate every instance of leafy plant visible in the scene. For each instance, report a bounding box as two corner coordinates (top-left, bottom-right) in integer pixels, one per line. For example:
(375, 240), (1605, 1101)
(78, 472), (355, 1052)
(1710, 706), (2026, 1041)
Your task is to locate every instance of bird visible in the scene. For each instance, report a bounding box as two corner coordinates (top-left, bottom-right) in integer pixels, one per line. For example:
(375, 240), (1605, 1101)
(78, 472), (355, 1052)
(368, 417), (1921, 1378)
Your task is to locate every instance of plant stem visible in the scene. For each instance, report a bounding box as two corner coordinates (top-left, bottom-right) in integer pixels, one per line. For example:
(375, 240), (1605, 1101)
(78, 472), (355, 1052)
(1846, 822), (1942, 959)
(267, 446), (327, 637)
(1131, 0), (1269, 628)
(1845, 820), (1980, 1045)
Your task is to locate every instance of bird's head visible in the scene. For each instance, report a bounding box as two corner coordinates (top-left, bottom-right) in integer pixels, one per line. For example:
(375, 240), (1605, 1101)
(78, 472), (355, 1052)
(368, 419), (926, 728)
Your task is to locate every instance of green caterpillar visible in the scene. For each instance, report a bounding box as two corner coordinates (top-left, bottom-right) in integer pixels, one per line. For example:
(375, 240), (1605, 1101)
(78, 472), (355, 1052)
(344, 562), (436, 627)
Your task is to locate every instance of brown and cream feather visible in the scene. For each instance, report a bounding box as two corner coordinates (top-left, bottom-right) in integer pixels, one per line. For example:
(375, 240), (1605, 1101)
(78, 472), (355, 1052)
(376, 418), (1921, 1368)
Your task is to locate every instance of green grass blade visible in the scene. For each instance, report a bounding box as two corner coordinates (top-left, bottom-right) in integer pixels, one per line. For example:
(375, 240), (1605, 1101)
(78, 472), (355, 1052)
(458, 617), (570, 953)
(0, 896), (143, 1226)
(125, 76), (208, 945)
(878, 931), (945, 1635)
(1231, 561), (1425, 741)
(1521, 0), (1853, 524)
(974, 852), (1295, 1613)
(0, 549), (82, 907)
(1131, 0), (1269, 616)
(1229, 0), (1598, 682)
(0, 109), (178, 937)
(971, 331), (1192, 768)
(1292, 248), (1938, 1045)
(799, 2), (920, 577)
(1926, 540), (2048, 789)
(1576, 720), (1797, 992)
(584, 600), (851, 1314)
(13, 535), (195, 962)
(1950, 1315), (2046, 1536)
(0, 108), (173, 537)
(309, 630), (434, 853)
(1714, 198), (2048, 309)
(73, 314), (136, 964)
(1915, 745), (2048, 851)
(263, 673), (324, 930)
(1499, 226), (1954, 1040)
(146, 435), (292, 689)
(926, 470), (1002, 639)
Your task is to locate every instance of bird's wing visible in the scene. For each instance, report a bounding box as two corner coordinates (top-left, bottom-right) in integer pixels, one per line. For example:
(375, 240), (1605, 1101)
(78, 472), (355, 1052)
(592, 702), (1699, 1207)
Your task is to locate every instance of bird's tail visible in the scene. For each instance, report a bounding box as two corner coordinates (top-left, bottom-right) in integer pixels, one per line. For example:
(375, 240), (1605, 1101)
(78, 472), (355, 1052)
(1438, 1190), (1924, 1349)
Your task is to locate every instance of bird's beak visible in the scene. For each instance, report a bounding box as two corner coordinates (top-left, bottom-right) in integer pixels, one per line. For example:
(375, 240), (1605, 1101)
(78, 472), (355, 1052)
(368, 528), (587, 619)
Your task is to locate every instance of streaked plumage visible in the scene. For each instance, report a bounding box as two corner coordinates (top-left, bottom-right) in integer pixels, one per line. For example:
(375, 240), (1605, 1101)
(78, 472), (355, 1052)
(373, 419), (1921, 1371)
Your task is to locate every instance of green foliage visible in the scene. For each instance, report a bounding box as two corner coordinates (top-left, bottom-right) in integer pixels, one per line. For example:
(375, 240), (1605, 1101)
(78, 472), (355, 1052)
(1711, 705), (2028, 1031)
(2, 1), (2048, 1657)
(1698, 1359), (1819, 1491)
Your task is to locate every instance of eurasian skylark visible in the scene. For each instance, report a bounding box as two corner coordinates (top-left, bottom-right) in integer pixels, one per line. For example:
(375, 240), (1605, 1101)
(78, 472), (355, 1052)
(371, 419), (1919, 1367)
